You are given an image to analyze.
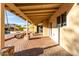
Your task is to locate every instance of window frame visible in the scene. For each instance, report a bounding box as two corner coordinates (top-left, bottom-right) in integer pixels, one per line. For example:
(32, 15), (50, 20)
(56, 12), (67, 27)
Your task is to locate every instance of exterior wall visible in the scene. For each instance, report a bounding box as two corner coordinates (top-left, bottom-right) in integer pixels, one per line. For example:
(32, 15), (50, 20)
(48, 19), (59, 43)
(49, 3), (73, 44)
(60, 3), (79, 55)
(48, 3), (79, 55)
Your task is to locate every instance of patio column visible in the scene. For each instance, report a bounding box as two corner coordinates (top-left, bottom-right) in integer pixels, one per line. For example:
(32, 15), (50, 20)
(34, 25), (37, 33)
(43, 20), (49, 36)
(0, 3), (5, 49)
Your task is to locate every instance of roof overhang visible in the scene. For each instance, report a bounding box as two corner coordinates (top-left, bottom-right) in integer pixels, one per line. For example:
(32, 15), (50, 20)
(5, 3), (63, 25)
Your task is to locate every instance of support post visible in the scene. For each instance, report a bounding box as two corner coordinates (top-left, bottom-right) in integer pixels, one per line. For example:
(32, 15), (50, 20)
(0, 3), (5, 49)
(43, 20), (49, 36)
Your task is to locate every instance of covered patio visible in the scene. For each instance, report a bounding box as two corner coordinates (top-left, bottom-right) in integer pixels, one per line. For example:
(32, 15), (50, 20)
(0, 3), (79, 56)
(5, 33), (71, 56)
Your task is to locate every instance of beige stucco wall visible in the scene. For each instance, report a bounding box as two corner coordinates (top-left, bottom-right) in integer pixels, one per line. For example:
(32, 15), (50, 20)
(49, 3), (79, 55)
(60, 3), (79, 55)
(49, 3), (73, 44)
(48, 19), (59, 43)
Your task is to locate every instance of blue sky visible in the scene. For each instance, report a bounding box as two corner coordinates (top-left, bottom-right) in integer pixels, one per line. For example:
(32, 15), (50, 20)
(5, 10), (28, 27)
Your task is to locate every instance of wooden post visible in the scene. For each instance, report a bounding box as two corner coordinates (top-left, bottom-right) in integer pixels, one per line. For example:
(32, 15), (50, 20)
(43, 20), (49, 36)
(34, 25), (37, 33)
(0, 3), (5, 49)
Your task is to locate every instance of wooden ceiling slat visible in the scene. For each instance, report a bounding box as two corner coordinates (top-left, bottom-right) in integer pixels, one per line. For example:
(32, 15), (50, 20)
(29, 16), (49, 25)
(16, 4), (62, 11)
(5, 3), (33, 24)
(25, 13), (53, 16)
(23, 9), (57, 14)
(24, 12), (55, 15)
(15, 3), (59, 6)
(6, 3), (63, 24)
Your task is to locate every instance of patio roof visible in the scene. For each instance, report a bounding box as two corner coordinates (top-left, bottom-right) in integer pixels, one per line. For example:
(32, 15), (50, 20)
(5, 3), (63, 25)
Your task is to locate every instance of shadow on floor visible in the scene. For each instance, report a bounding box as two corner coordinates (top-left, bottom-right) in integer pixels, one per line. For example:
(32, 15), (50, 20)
(14, 44), (59, 56)
(33, 33), (42, 36)
(44, 44), (59, 49)
(5, 37), (15, 41)
(14, 48), (43, 56)
(30, 37), (42, 40)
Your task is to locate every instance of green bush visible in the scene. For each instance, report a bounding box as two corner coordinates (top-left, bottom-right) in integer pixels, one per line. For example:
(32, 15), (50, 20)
(16, 25), (25, 31)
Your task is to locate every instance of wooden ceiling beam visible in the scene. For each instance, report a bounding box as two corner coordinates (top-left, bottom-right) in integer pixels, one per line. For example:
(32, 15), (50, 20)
(15, 3), (59, 6)
(17, 4), (62, 10)
(24, 12), (55, 15)
(25, 13), (53, 16)
(5, 3), (33, 24)
(27, 15), (49, 16)
(23, 9), (57, 14)
(29, 16), (49, 25)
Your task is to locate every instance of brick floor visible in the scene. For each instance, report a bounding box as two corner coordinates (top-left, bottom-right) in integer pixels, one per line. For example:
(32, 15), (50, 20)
(5, 34), (72, 56)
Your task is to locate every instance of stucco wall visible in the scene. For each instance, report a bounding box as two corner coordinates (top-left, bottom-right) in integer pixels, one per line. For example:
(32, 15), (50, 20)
(49, 3), (79, 55)
(48, 19), (59, 43)
(49, 3), (73, 44)
(60, 3), (79, 55)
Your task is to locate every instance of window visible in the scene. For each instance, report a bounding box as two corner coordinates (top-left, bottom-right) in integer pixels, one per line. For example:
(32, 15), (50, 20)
(57, 16), (61, 27)
(61, 12), (66, 26)
(57, 12), (67, 27)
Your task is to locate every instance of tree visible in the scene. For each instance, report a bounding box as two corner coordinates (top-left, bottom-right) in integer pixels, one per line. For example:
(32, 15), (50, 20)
(16, 25), (25, 31)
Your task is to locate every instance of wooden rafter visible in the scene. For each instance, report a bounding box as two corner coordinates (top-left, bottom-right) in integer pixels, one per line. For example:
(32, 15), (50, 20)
(25, 13), (53, 16)
(5, 3), (63, 25)
(17, 4), (62, 11)
(23, 9), (57, 14)
(5, 3), (33, 24)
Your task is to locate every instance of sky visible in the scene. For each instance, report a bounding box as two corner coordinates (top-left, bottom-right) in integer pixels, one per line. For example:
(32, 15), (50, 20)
(5, 10), (28, 27)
